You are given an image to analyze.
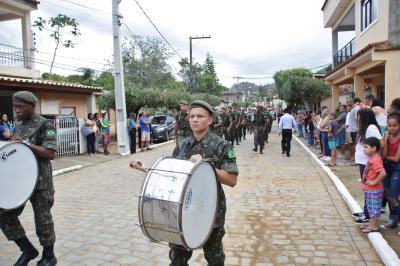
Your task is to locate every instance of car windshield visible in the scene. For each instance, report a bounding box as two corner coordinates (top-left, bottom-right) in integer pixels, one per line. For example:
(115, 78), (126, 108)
(152, 116), (166, 125)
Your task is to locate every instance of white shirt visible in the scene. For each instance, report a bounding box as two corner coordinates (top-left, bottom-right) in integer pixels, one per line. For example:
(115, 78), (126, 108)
(355, 124), (382, 165)
(279, 113), (297, 131)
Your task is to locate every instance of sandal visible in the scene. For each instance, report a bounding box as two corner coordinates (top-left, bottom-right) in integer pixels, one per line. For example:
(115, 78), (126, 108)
(362, 227), (379, 233)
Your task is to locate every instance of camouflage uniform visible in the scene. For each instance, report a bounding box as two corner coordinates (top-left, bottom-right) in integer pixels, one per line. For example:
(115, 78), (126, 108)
(0, 114), (57, 247)
(221, 112), (230, 142)
(253, 110), (267, 151)
(169, 130), (239, 266)
(175, 111), (191, 144)
(232, 111), (240, 145)
(210, 113), (223, 138)
(264, 111), (273, 143)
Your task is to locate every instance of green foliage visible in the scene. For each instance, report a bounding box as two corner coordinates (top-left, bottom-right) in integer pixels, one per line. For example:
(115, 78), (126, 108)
(190, 93), (221, 107)
(273, 68), (330, 109)
(33, 14), (80, 74)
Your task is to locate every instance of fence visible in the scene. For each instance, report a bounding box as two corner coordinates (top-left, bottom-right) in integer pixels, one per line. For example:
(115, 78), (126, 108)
(47, 116), (80, 157)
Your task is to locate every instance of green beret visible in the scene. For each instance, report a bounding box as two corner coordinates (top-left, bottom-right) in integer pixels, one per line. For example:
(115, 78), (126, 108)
(13, 91), (37, 104)
(189, 100), (214, 115)
(179, 100), (189, 105)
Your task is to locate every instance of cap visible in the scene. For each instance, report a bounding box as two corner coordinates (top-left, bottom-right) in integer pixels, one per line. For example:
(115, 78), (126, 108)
(189, 100), (214, 115)
(13, 91), (37, 104)
(101, 110), (107, 114)
(179, 100), (189, 105)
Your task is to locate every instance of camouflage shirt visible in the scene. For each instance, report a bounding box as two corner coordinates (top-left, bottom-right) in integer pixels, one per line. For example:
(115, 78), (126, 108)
(13, 114), (57, 190)
(172, 130), (238, 227)
(221, 113), (230, 128)
(175, 111), (191, 137)
(254, 111), (267, 127)
(210, 113), (222, 136)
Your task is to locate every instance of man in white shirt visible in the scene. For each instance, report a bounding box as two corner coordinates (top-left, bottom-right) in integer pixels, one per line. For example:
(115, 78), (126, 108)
(278, 108), (297, 157)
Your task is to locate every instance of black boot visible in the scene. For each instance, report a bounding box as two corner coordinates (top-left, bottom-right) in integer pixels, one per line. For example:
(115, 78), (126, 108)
(14, 236), (39, 266)
(253, 146), (258, 152)
(37, 245), (57, 266)
(260, 148), (263, 154)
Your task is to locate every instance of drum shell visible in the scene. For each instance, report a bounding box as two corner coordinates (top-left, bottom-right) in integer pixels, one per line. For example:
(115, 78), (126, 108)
(138, 157), (218, 250)
(0, 141), (38, 210)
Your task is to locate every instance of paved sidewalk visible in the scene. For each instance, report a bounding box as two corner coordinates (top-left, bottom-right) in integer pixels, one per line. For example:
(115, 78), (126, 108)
(0, 132), (382, 265)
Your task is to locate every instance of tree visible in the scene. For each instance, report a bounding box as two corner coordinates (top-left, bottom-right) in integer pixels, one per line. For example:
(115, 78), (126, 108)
(273, 68), (313, 99)
(33, 15), (80, 75)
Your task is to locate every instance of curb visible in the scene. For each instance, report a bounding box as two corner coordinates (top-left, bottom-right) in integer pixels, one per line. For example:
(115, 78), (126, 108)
(53, 165), (82, 176)
(294, 136), (400, 266)
(52, 140), (174, 175)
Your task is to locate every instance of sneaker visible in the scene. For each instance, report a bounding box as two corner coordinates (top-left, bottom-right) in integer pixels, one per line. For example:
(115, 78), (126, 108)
(352, 212), (364, 218)
(320, 156), (327, 160)
(324, 156), (331, 161)
(380, 220), (398, 229)
(354, 217), (370, 225)
(146, 147), (152, 150)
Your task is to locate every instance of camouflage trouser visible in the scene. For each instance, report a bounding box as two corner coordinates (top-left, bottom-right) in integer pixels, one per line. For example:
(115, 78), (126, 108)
(223, 129), (230, 142)
(254, 127), (265, 148)
(0, 189), (55, 246)
(242, 125), (247, 139)
(169, 227), (225, 266)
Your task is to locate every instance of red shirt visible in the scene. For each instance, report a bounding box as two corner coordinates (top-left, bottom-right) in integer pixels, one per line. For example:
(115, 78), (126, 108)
(387, 136), (400, 157)
(361, 155), (384, 190)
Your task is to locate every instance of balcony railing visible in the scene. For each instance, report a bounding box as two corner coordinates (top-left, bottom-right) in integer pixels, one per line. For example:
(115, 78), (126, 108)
(0, 44), (33, 69)
(333, 38), (355, 67)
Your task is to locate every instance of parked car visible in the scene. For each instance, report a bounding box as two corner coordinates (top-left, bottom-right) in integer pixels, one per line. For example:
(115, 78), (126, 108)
(150, 114), (176, 142)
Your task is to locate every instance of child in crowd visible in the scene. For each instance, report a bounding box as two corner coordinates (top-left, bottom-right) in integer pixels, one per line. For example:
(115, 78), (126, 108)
(360, 137), (386, 233)
(381, 114), (400, 229)
(327, 112), (338, 167)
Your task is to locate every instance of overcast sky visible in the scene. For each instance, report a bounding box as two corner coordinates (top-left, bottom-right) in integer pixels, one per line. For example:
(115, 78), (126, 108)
(0, 0), (355, 87)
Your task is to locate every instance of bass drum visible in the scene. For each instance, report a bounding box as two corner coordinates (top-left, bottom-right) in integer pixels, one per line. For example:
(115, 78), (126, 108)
(0, 141), (38, 210)
(138, 157), (218, 250)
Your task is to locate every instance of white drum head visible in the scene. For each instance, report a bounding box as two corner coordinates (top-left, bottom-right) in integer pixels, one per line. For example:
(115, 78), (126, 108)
(0, 142), (38, 210)
(182, 162), (218, 249)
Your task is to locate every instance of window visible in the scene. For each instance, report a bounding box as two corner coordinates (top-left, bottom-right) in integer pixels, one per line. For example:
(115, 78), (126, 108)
(60, 107), (76, 116)
(361, 0), (377, 31)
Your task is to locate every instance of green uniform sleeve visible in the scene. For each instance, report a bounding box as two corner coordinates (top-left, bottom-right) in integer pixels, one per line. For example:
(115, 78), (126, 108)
(219, 142), (239, 175)
(38, 121), (57, 151)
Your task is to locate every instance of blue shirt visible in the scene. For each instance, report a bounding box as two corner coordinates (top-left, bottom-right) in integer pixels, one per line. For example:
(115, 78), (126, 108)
(128, 119), (135, 130)
(278, 113), (297, 131)
(0, 124), (9, 140)
(139, 117), (150, 132)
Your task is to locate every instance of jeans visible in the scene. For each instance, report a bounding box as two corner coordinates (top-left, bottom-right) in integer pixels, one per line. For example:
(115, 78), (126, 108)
(86, 132), (96, 154)
(307, 132), (314, 146)
(129, 129), (136, 154)
(297, 124), (303, 137)
(320, 131), (331, 157)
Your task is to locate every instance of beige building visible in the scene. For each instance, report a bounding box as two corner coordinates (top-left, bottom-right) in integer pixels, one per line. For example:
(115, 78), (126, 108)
(322, 0), (400, 108)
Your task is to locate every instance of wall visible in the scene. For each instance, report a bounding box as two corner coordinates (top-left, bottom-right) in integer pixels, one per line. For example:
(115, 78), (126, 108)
(355, 0), (389, 51)
(39, 92), (89, 118)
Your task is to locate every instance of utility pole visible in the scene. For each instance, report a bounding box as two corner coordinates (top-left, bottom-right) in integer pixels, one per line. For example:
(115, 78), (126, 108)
(233, 76), (242, 90)
(189, 35), (211, 92)
(112, 0), (130, 155)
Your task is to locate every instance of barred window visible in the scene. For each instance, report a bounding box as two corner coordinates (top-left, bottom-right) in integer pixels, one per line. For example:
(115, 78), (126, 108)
(361, 0), (377, 31)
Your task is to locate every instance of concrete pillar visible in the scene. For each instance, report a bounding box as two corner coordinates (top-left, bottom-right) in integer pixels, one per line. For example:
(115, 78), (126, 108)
(370, 84), (378, 97)
(354, 74), (365, 100)
(86, 94), (96, 114)
(21, 11), (33, 69)
(385, 60), (400, 108)
(331, 84), (340, 111)
(332, 30), (338, 62)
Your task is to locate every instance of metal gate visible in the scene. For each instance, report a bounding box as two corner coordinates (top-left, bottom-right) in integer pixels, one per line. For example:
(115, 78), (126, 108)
(47, 116), (79, 157)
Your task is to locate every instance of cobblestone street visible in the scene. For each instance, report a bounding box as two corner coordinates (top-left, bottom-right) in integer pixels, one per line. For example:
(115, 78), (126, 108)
(0, 131), (383, 265)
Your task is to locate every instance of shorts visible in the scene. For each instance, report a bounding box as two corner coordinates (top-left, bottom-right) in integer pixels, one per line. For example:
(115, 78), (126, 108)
(346, 132), (357, 144)
(337, 131), (345, 146)
(141, 131), (150, 142)
(328, 140), (337, 150)
(364, 189), (383, 219)
(383, 161), (400, 199)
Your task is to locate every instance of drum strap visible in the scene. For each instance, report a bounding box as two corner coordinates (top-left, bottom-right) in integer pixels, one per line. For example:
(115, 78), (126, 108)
(177, 139), (191, 158)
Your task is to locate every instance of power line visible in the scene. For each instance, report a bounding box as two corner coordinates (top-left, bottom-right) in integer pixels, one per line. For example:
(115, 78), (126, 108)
(58, 0), (111, 15)
(132, 0), (183, 59)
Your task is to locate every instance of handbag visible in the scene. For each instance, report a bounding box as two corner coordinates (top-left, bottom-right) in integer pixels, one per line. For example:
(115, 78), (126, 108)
(81, 125), (93, 136)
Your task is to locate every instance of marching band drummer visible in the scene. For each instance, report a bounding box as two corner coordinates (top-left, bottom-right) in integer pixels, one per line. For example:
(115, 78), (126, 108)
(131, 100), (238, 266)
(0, 91), (58, 266)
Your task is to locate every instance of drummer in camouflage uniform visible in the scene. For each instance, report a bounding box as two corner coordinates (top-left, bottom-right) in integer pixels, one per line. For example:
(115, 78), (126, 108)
(0, 91), (58, 266)
(169, 100), (239, 266)
(252, 105), (268, 154)
(174, 100), (191, 145)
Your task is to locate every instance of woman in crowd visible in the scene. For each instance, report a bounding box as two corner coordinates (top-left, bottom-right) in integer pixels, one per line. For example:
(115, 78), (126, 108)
(127, 112), (137, 154)
(0, 113), (11, 140)
(1, 113), (14, 134)
(84, 113), (97, 156)
(371, 98), (388, 135)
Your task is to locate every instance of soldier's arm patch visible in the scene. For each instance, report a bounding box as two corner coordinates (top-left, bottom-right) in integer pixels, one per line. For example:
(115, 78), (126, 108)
(46, 129), (56, 137)
(227, 148), (236, 160)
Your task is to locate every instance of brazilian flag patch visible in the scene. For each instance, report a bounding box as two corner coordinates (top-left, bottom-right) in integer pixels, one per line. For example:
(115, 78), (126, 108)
(227, 148), (236, 159)
(46, 129), (56, 137)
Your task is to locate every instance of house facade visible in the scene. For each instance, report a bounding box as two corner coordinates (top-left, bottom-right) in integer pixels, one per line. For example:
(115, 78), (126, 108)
(322, 0), (400, 108)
